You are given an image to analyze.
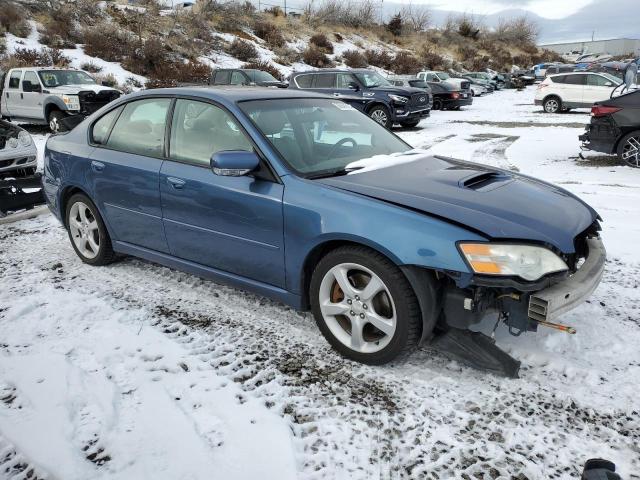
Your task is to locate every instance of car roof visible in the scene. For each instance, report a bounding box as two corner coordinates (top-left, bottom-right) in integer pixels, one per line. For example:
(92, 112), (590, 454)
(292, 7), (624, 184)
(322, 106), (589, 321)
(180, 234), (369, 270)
(290, 68), (371, 75)
(122, 86), (331, 104)
(10, 67), (81, 72)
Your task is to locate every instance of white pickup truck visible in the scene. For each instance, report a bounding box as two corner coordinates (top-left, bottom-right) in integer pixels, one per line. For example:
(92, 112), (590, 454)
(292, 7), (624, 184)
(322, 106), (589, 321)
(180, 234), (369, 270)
(0, 67), (120, 132)
(417, 71), (471, 93)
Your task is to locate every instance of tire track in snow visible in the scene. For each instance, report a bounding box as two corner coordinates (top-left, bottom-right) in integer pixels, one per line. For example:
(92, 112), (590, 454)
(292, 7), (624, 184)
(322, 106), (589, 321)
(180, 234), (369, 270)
(1, 214), (640, 479)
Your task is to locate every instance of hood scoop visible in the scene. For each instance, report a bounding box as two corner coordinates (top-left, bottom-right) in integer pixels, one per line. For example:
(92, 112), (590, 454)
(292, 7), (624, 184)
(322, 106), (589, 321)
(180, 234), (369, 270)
(460, 171), (513, 191)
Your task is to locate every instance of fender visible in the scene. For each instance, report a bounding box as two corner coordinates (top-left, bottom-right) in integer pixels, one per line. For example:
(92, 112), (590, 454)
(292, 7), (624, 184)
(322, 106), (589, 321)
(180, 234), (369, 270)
(42, 96), (69, 118)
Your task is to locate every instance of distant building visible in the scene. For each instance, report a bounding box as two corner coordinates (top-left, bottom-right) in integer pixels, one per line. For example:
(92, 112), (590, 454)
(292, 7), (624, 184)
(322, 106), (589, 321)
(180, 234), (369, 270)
(540, 38), (640, 57)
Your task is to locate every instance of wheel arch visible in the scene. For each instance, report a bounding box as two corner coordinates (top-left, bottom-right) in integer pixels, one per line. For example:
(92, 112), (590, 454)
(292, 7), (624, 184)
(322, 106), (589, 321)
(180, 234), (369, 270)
(364, 101), (390, 114)
(542, 94), (561, 106)
(59, 185), (90, 227)
(614, 128), (640, 154)
(43, 98), (66, 120)
(299, 238), (403, 310)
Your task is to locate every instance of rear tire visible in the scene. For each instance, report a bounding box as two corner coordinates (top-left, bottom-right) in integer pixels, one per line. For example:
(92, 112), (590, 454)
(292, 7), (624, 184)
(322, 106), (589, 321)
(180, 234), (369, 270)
(310, 246), (422, 365)
(617, 130), (640, 168)
(543, 96), (561, 113)
(65, 193), (116, 266)
(432, 99), (442, 110)
(368, 105), (392, 129)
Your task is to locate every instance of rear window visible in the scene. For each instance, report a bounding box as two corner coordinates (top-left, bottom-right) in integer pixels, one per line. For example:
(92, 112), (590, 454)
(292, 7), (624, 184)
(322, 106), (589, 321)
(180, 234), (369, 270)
(550, 75), (565, 83)
(213, 71), (230, 85)
(564, 74), (586, 85)
(294, 74), (313, 88)
(314, 73), (335, 88)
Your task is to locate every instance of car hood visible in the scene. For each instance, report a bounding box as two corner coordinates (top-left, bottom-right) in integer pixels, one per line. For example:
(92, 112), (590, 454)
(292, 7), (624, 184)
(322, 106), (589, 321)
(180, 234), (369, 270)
(316, 154), (598, 253)
(48, 84), (119, 94)
(369, 86), (425, 95)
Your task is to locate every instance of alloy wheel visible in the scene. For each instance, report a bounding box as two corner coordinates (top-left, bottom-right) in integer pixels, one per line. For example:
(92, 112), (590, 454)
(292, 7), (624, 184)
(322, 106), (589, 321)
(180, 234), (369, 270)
(544, 99), (559, 113)
(370, 109), (388, 126)
(69, 201), (101, 259)
(318, 263), (396, 354)
(49, 116), (59, 133)
(621, 135), (640, 168)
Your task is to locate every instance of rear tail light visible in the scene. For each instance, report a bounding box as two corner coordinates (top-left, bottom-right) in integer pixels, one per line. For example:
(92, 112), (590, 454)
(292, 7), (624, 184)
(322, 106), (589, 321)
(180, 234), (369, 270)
(451, 92), (460, 99)
(591, 105), (622, 117)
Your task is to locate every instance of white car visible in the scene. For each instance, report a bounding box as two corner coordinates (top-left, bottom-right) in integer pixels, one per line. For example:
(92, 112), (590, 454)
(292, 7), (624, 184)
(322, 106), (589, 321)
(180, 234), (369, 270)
(0, 119), (37, 178)
(416, 71), (471, 92)
(534, 72), (622, 113)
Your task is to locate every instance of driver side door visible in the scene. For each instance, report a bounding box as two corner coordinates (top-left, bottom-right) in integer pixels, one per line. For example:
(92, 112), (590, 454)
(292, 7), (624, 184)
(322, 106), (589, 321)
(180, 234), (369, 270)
(20, 70), (43, 119)
(160, 99), (286, 287)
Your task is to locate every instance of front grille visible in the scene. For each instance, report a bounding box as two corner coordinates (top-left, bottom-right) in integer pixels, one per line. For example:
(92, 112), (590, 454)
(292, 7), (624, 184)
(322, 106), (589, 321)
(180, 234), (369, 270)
(409, 93), (429, 107)
(460, 80), (470, 90)
(79, 90), (121, 115)
(0, 158), (14, 168)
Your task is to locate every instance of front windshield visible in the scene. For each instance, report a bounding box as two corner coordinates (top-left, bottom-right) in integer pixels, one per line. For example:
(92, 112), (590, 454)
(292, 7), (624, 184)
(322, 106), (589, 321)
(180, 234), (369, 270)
(251, 70), (278, 83)
(354, 71), (391, 88)
(240, 98), (412, 176)
(436, 72), (450, 80)
(38, 70), (97, 87)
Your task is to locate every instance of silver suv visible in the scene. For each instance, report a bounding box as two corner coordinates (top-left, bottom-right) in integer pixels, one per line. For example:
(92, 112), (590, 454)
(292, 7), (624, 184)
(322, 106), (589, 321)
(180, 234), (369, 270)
(1, 67), (120, 132)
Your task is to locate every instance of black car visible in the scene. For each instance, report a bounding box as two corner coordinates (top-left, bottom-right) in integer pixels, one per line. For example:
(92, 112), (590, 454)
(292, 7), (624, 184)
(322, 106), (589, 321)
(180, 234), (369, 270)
(579, 89), (640, 167)
(288, 69), (430, 128)
(427, 81), (473, 110)
(210, 69), (287, 88)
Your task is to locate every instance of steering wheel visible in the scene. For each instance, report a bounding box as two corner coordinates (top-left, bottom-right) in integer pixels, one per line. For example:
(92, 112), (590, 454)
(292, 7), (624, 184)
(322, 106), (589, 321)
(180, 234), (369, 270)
(326, 137), (358, 159)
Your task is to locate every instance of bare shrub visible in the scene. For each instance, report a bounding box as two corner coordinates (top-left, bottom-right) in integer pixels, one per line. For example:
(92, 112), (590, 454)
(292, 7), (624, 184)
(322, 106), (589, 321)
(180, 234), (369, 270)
(146, 59), (213, 89)
(364, 49), (393, 70)
(400, 4), (430, 32)
(309, 33), (333, 54)
(304, 0), (377, 29)
(273, 46), (302, 65)
(457, 43), (478, 60)
(253, 20), (285, 48)
(418, 47), (447, 70)
(83, 24), (133, 62)
(493, 16), (539, 44)
(391, 51), (420, 74)
(242, 60), (283, 80)
(341, 49), (368, 68)
(8, 47), (70, 67)
(333, 32), (343, 42)
(227, 39), (259, 61)
(122, 36), (170, 76)
(302, 45), (335, 67)
(0, 2), (31, 37)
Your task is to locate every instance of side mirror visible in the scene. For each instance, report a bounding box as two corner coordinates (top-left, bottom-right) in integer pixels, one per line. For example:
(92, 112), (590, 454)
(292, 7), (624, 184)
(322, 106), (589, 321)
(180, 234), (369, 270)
(347, 82), (360, 91)
(211, 150), (260, 177)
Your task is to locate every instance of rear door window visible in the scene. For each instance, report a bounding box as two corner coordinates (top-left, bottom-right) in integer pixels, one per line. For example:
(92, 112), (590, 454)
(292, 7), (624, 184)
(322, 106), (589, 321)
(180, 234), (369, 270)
(213, 71), (231, 85)
(586, 74), (610, 86)
(314, 73), (335, 88)
(8, 70), (22, 89)
(564, 75), (586, 85)
(294, 74), (313, 88)
(106, 98), (172, 158)
(230, 71), (246, 85)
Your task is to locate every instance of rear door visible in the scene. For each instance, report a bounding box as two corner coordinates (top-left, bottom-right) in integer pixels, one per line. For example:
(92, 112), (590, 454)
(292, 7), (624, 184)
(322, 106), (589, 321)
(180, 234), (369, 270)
(20, 70), (43, 119)
(4, 70), (23, 117)
(159, 98), (286, 286)
(583, 74), (616, 105)
(557, 74), (585, 106)
(88, 97), (172, 253)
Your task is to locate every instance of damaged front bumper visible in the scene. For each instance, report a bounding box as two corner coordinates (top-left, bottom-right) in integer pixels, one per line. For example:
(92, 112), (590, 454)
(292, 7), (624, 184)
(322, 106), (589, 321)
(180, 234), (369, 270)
(528, 236), (606, 323)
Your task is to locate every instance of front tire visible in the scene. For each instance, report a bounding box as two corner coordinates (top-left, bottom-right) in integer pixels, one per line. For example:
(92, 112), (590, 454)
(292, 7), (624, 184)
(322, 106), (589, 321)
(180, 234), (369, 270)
(617, 131), (640, 168)
(48, 110), (65, 133)
(368, 105), (392, 129)
(310, 246), (421, 365)
(65, 193), (115, 265)
(543, 96), (561, 113)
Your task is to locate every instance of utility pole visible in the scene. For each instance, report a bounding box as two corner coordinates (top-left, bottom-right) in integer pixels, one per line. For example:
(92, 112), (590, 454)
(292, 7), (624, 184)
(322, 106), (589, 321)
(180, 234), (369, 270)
(591, 30), (595, 42)
(284, 0), (287, 16)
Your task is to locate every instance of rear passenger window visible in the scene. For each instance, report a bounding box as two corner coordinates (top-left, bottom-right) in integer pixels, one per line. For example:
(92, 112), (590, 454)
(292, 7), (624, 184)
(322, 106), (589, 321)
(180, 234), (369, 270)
(295, 75), (313, 88)
(587, 75), (610, 86)
(8, 71), (22, 89)
(230, 71), (245, 85)
(170, 99), (253, 167)
(564, 75), (585, 85)
(107, 98), (171, 157)
(213, 71), (230, 85)
(550, 75), (565, 83)
(91, 106), (123, 145)
(314, 74), (335, 88)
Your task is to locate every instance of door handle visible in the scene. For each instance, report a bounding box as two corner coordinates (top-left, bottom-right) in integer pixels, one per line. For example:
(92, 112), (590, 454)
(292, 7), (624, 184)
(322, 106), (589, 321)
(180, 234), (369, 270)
(333, 93), (341, 97)
(91, 160), (105, 172)
(167, 177), (186, 189)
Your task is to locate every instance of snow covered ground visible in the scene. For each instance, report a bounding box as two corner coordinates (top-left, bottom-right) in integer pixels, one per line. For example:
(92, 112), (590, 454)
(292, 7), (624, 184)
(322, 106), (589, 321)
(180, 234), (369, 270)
(1, 87), (639, 480)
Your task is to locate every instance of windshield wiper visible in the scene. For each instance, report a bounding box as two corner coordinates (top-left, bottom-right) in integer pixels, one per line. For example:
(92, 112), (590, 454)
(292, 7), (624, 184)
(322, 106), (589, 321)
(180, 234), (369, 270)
(305, 166), (364, 179)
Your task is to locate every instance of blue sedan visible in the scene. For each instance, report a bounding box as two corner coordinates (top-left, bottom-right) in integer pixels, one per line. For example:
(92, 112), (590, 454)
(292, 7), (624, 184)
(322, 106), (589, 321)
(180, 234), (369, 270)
(43, 87), (605, 368)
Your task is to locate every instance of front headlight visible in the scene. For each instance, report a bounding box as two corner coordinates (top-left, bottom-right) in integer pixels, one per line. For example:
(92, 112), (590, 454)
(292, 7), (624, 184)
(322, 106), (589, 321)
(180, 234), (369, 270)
(7, 137), (19, 148)
(388, 94), (409, 104)
(60, 94), (80, 110)
(18, 130), (32, 147)
(459, 243), (568, 281)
